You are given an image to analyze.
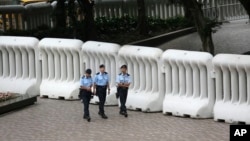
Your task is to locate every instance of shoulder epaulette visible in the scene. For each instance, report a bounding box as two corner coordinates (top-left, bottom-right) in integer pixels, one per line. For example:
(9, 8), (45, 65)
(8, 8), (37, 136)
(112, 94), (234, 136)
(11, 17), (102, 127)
(82, 76), (85, 79)
(104, 72), (108, 74)
(127, 73), (130, 76)
(96, 72), (100, 75)
(119, 73), (122, 75)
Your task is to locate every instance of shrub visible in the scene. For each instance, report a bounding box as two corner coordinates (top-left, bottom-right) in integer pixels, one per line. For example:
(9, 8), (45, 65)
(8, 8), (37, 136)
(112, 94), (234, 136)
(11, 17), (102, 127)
(0, 16), (193, 44)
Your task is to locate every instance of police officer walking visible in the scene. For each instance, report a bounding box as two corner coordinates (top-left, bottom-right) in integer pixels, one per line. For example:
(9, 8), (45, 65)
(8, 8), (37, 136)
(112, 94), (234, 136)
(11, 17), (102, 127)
(80, 69), (93, 122)
(116, 65), (131, 117)
(93, 64), (110, 119)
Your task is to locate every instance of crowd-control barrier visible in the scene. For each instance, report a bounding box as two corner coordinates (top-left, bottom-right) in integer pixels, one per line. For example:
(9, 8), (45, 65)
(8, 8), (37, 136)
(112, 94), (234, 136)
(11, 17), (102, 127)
(2, 35), (250, 123)
(162, 50), (215, 118)
(118, 45), (164, 112)
(213, 54), (250, 124)
(39, 38), (83, 100)
(82, 41), (120, 105)
(0, 36), (41, 95)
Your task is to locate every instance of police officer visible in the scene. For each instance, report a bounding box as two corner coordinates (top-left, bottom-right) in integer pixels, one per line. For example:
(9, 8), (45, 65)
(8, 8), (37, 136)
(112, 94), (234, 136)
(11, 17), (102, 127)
(80, 69), (93, 122)
(93, 64), (110, 119)
(116, 65), (130, 117)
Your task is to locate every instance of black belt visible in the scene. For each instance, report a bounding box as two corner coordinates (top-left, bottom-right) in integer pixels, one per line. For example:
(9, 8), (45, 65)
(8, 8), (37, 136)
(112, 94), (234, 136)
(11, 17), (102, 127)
(118, 87), (128, 90)
(96, 85), (107, 88)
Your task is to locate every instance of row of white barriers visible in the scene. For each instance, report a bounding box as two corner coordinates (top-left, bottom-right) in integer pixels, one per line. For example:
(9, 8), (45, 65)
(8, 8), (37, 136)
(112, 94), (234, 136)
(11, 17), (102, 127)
(0, 36), (41, 95)
(0, 36), (250, 124)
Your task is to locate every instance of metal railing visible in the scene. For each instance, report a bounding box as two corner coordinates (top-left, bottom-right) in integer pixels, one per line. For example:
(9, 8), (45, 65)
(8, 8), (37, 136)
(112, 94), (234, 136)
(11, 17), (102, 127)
(0, 2), (53, 31)
(0, 0), (248, 31)
(0, 0), (19, 5)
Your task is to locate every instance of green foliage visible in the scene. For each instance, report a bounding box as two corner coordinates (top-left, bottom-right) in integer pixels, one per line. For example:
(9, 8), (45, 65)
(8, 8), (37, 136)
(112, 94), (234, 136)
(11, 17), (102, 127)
(95, 15), (137, 34)
(148, 15), (192, 31)
(0, 16), (193, 44)
(95, 15), (192, 34)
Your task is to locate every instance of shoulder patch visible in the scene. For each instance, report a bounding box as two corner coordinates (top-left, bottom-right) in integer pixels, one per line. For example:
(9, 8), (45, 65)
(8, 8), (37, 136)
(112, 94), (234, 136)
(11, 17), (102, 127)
(96, 72), (100, 75)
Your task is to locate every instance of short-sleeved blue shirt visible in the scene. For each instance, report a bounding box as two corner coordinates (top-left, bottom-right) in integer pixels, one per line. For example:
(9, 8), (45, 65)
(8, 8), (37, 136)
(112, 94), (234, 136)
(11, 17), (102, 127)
(94, 72), (109, 86)
(116, 73), (131, 83)
(80, 76), (93, 87)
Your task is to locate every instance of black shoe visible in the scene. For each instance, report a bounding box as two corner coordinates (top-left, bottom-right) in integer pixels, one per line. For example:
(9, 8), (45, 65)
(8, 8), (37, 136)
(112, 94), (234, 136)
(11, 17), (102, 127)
(124, 112), (128, 117)
(120, 111), (125, 115)
(86, 116), (91, 122)
(84, 116), (91, 122)
(101, 114), (108, 119)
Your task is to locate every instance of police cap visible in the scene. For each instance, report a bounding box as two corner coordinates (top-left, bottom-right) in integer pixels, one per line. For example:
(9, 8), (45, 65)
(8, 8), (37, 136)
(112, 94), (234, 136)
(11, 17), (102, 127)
(85, 69), (92, 74)
(120, 65), (127, 69)
(99, 64), (105, 68)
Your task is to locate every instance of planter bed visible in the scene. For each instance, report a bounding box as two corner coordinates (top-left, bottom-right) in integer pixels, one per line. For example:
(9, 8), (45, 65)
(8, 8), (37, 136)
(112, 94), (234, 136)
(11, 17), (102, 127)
(0, 93), (37, 115)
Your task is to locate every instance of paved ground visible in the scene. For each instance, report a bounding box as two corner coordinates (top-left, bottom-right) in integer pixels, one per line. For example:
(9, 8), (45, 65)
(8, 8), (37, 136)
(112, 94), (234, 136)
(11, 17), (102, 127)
(159, 19), (250, 54)
(0, 98), (229, 141)
(2, 19), (245, 141)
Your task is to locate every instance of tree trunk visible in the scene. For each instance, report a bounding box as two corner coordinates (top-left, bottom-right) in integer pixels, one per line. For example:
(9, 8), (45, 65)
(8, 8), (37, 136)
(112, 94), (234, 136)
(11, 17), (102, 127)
(137, 0), (148, 35)
(55, 0), (66, 28)
(182, 0), (214, 55)
(238, 0), (250, 22)
(68, 0), (77, 38)
(77, 0), (97, 41)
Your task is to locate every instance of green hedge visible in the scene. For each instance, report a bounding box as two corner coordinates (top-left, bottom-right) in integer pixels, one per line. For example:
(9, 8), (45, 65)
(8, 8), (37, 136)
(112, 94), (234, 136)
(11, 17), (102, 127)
(0, 16), (193, 44)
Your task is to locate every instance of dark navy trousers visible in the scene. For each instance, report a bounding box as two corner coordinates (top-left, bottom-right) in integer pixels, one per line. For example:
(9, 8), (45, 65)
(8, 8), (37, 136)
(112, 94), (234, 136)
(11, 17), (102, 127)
(118, 87), (128, 112)
(96, 86), (107, 114)
(81, 90), (92, 117)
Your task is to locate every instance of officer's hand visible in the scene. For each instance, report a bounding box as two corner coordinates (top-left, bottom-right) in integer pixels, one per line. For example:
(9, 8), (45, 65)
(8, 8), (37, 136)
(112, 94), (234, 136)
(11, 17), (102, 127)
(87, 87), (91, 91)
(108, 89), (110, 95)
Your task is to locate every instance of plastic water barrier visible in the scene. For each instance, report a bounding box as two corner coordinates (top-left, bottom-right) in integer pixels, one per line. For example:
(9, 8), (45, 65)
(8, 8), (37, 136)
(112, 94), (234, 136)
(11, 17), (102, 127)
(118, 45), (164, 112)
(82, 41), (120, 105)
(162, 50), (215, 118)
(0, 36), (41, 95)
(39, 38), (83, 100)
(213, 54), (250, 124)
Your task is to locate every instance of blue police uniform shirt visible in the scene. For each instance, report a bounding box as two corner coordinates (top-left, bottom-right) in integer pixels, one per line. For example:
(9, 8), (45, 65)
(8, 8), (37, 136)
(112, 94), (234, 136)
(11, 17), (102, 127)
(80, 76), (93, 87)
(94, 72), (109, 86)
(116, 73), (131, 83)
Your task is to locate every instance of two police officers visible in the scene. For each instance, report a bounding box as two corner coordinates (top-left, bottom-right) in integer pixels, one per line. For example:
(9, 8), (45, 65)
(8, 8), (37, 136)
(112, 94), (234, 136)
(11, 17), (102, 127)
(116, 65), (130, 117)
(80, 69), (93, 122)
(93, 64), (110, 119)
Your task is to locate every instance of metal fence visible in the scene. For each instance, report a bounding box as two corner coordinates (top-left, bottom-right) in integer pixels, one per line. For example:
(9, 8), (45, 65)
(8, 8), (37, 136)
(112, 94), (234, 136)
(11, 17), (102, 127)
(94, 0), (184, 19)
(0, 2), (52, 31)
(0, 0), (18, 5)
(94, 0), (248, 21)
(0, 0), (248, 31)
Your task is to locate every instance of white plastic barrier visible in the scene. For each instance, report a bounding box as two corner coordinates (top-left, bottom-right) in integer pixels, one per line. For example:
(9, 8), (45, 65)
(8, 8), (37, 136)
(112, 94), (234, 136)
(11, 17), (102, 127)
(118, 45), (164, 112)
(0, 36), (41, 95)
(39, 38), (83, 100)
(162, 50), (215, 118)
(82, 41), (120, 105)
(213, 54), (250, 124)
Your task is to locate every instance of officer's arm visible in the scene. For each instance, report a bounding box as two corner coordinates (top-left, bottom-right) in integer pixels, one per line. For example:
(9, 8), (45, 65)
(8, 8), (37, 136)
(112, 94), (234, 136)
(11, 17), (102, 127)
(93, 75), (97, 93)
(80, 79), (87, 90)
(80, 85), (89, 90)
(116, 75), (122, 87)
(124, 76), (131, 87)
(107, 74), (110, 90)
(107, 82), (110, 90)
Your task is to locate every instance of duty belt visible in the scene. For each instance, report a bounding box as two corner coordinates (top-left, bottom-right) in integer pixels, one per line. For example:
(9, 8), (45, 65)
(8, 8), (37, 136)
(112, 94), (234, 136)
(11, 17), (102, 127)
(97, 85), (107, 88)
